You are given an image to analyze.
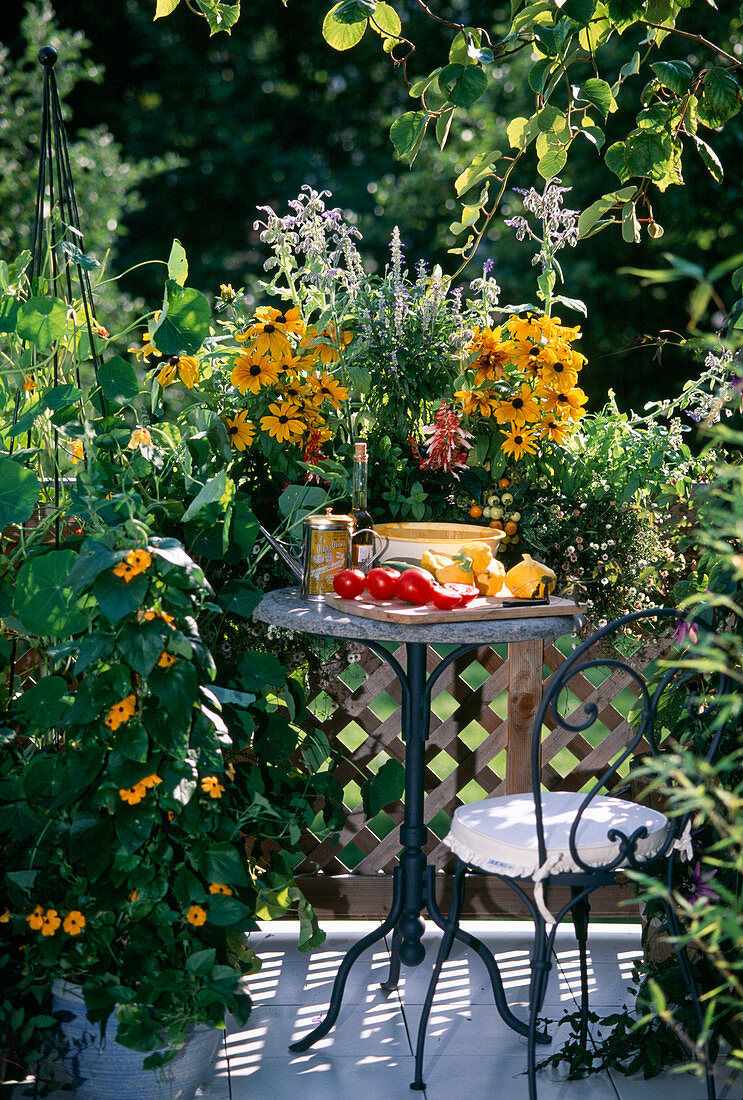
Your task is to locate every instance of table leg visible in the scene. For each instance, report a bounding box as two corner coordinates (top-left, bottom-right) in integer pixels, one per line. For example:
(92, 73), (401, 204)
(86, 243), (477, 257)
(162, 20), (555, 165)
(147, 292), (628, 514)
(506, 638), (544, 795)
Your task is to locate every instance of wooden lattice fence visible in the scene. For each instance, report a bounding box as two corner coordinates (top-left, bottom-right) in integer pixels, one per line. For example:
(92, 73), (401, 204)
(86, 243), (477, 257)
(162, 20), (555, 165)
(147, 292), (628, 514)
(294, 634), (670, 919)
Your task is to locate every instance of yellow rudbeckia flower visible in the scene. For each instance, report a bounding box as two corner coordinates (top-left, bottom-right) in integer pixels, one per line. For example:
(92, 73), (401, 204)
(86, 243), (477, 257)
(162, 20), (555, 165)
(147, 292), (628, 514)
(500, 426), (539, 460)
(307, 370), (349, 409)
(260, 401), (307, 442)
(237, 318), (292, 360)
(493, 384), (541, 426)
(537, 384), (589, 422)
(254, 304), (305, 336)
(454, 388), (499, 418)
(230, 352), (282, 395)
(222, 410), (256, 451)
(539, 416), (574, 445)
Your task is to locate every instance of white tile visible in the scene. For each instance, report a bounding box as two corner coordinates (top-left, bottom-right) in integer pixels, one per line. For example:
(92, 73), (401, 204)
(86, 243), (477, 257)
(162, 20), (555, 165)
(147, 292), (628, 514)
(418, 1054), (619, 1100)
(202, 1055), (419, 1100)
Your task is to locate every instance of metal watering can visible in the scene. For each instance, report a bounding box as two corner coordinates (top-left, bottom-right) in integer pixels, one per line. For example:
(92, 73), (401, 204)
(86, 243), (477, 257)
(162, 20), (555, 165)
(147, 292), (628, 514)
(258, 509), (387, 600)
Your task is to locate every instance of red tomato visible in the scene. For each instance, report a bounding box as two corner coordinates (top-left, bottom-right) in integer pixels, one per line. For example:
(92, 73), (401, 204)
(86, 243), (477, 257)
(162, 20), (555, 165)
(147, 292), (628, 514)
(365, 567), (401, 600)
(332, 568), (367, 599)
(444, 583), (479, 605)
(396, 569), (435, 606)
(431, 585), (463, 611)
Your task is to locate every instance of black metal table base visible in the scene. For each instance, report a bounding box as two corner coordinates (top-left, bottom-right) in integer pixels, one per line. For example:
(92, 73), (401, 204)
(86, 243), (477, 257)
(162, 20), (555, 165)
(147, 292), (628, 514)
(289, 640), (541, 1056)
(288, 863), (536, 1054)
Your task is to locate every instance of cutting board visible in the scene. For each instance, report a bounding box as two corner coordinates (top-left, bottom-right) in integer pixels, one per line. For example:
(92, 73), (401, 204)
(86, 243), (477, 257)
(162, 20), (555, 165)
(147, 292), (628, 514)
(324, 593), (586, 624)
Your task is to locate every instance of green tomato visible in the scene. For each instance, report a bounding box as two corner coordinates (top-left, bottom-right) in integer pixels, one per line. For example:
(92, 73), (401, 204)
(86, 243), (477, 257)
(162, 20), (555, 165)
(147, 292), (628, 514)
(510, 511), (521, 522)
(482, 506), (492, 519)
(501, 492), (514, 505)
(490, 506), (504, 519)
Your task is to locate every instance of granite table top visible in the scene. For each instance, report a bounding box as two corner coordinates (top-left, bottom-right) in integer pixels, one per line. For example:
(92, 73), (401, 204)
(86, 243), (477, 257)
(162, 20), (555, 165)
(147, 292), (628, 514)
(254, 587), (584, 646)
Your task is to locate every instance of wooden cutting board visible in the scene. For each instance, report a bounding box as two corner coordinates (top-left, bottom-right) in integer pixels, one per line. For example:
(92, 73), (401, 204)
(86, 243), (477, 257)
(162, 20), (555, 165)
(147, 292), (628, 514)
(324, 593), (586, 624)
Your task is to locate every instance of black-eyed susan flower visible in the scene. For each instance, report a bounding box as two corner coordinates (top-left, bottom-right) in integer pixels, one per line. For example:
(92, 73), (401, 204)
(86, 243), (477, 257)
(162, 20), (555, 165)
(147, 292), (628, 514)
(506, 312), (548, 343)
(230, 352), (281, 395)
(208, 883), (233, 895)
(157, 650), (177, 669)
(260, 401), (307, 443)
(63, 910), (86, 936)
(307, 371), (349, 409)
(105, 694), (137, 731)
(113, 549), (152, 583)
(156, 359), (178, 388)
(454, 388), (499, 418)
(201, 776), (225, 799)
(540, 358), (579, 390)
(493, 384), (541, 427)
(26, 905), (44, 931)
(509, 340), (557, 376)
(539, 416), (573, 445)
(40, 909), (61, 937)
(222, 410), (255, 452)
(186, 905), (207, 926)
(177, 356), (200, 389)
(537, 384), (589, 421)
(254, 304), (305, 336)
(501, 426), (539, 460)
(237, 318), (291, 360)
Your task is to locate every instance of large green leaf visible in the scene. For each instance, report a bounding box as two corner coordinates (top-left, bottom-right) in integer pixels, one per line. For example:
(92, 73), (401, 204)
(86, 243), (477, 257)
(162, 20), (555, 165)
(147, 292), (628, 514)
(370, 2), (400, 37)
(698, 68), (740, 126)
(14, 675), (71, 734)
(182, 469), (230, 523)
(322, 4), (367, 49)
(455, 150), (500, 196)
(333, 0), (375, 23)
(219, 579), (262, 619)
(0, 458), (40, 528)
(580, 77), (616, 118)
(92, 570), (150, 624)
(13, 550), (88, 637)
(361, 758), (405, 818)
(0, 294), (20, 334)
(16, 297), (68, 347)
(150, 280), (211, 356)
(651, 60), (694, 95)
(438, 64), (488, 108)
(537, 144), (568, 180)
(199, 841), (248, 886)
(390, 111), (429, 164)
(197, 0), (241, 35)
(99, 356), (140, 407)
(167, 238), (189, 286)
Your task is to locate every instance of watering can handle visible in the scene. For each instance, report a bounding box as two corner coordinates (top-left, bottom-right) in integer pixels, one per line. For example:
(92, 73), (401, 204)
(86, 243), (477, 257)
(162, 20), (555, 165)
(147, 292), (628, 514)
(353, 528), (388, 569)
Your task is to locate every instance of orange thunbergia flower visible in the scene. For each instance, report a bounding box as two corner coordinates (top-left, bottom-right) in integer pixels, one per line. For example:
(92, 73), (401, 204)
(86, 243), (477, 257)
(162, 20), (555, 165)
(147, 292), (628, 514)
(105, 694), (137, 731)
(0, 909), (10, 923)
(129, 889), (139, 902)
(119, 783), (147, 806)
(539, 417), (573, 445)
(23, 375), (36, 392)
(254, 304), (305, 336)
(127, 427), (153, 450)
(260, 401), (307, 443)
(144, 609), (175, 628)
(201, 776), (225, 799)
(500, 426), (539, 460)
(454, 389), (499, 418)
(493, 384), (541, 427)
(113, 549), (152, 583)
(222, 410), (255, 452)
(208, 883), (233, 895)
(187, 905), (207, 926)
(231, 352), (282, 395)
(41, 909), (61, 937)
(70, 441), (84, 464)
(157, 651), (177, 669)
(538, 384), (589, 422)
(307, 371), (349, 409)
(26, 905), (44, 931)
(63, 910), (86, 936)
(140, 774), (163, 788)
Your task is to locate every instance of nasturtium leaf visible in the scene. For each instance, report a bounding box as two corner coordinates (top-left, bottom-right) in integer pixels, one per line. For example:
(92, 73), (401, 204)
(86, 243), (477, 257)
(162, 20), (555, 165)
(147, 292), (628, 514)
(238, 650), (287, 692)
(14, 676), (70, 733)
(150, 280), (211, 356)
(14, 550), (88, 637)
(219, 579), (262, 619)
(167, 238), (189, 286)
(182, 470), (230, 523)
(651, 60), (694, 95)
(16, 297), (68, 347)
(322, 4), (367, 49)
(99, 356), (140, 407)
(537, 144), (568, 180)
(390, 111), (429, 163)
(92, 570), (150, 624)
(580, 78), (616, 117)
(0, 458), (39, 528)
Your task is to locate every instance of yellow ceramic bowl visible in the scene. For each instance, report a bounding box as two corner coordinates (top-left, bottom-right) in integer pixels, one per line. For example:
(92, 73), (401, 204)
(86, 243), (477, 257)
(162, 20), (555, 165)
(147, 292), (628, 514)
(375, 522), (504, 565)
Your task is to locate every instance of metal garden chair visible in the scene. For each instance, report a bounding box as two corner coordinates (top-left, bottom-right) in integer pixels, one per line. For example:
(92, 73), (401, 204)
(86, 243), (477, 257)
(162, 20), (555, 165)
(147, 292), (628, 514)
(412, 607), (728, 1099)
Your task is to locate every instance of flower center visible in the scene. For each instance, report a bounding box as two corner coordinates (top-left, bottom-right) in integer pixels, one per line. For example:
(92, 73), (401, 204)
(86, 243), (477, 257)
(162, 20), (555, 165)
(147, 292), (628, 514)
(514, 435), (523, 445)
(529, 346), (540, 356)
(554, 362), (566, 372)
(512, 397), (524, 409)
(275, 313), (287, 324)
(263, 323), (276, 333)
(249, 363), (262, 375)
(229, 426), (238, 435)
(279, 415), (289, 424)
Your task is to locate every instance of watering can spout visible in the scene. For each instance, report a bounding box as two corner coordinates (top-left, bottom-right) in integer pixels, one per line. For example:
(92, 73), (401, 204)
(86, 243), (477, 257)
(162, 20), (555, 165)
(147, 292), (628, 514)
(257, 522), (303, 584)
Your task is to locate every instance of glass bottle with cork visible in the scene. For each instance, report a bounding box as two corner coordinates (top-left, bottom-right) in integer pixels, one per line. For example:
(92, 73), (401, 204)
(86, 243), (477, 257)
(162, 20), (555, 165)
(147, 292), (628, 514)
(350, 441), (375, 569)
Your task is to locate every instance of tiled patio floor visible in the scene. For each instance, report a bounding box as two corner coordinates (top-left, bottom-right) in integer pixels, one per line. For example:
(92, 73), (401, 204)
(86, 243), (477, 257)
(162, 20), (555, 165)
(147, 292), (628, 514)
(197, 920), (737, 1100)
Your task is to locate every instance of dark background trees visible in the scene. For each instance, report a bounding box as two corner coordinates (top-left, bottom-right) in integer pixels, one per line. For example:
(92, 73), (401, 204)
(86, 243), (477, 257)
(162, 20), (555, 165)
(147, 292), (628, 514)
(1, 0), (740, 409)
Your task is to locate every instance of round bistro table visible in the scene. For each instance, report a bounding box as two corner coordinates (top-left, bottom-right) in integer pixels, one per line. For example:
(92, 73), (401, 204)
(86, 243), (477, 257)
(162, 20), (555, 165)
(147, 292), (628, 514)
(253, 587), (583, 1053)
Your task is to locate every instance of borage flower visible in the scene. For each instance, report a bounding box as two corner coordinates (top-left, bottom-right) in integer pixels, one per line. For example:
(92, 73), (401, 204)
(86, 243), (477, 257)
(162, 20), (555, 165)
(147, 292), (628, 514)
(501, 425), (539, 460)
(260, 401), (307, 443)
(230, 352), (282, 395)
(222, 410), (255, 452)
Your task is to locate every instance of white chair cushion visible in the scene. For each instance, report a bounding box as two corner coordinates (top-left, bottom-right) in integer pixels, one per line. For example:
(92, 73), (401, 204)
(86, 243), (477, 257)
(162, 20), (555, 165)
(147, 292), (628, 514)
(445, 792), (670, 877)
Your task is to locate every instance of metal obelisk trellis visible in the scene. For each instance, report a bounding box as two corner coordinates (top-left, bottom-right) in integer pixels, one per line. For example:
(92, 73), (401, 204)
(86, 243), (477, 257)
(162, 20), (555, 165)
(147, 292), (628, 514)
(7, 44), (105, 702)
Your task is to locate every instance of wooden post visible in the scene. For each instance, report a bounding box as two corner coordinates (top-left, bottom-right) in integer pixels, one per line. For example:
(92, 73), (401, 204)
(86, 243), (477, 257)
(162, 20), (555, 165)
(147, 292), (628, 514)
(505, 638), (544, 794)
